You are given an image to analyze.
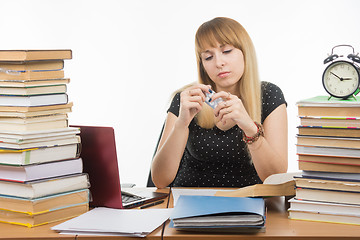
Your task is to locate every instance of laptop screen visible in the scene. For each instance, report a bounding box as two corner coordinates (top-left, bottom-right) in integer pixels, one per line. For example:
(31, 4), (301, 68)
(71, 125), (124, 209)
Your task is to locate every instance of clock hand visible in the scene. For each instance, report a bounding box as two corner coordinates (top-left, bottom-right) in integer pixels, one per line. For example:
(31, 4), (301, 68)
(330, 72), (342, 80)
(330, 72), (352, 81)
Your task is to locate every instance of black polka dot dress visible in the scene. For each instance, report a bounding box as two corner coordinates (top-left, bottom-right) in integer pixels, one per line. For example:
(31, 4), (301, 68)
(167, 81), (287, 187)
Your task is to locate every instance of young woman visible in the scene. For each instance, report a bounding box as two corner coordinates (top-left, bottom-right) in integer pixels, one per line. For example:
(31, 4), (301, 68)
(151, 17), (288, 188)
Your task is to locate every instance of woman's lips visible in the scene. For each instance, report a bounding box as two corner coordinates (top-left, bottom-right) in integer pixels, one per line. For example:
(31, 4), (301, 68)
(218, 71), (230, 78)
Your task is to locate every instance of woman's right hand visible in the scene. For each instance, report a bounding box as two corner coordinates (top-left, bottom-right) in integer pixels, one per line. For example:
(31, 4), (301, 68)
(177, 84), (211, 128)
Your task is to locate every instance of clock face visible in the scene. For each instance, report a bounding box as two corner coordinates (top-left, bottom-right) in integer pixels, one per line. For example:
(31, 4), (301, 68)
(322, 60), (360, 98)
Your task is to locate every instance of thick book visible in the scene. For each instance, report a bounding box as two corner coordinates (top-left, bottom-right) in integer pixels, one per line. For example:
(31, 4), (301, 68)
(288, 208), (360, 225)
(170, 195), (265, 232)
(0, 102), (72, 117)
(0, 115), (68, 132)
(0, 202), (88, 227)
(215, 172), (297, 198)
(0, 93), (68, 107)
(0, 143), (79, 166)
(289, 198), (360, 217)
(0, 113), (67, 124)
(297, 126), (360, 138)
(0, 158), (83, 182)
(298, 155), (360, 168)
(301, 170), (360, 182)
(0, 189), (89, 214)
(296, 135), (360, 149)
(297, 95), (360, 107)
(299, 116), (360, 128)
(0, 173), (89, 199)
(0, 69), (64, 80)
(297, 95), (360, 117)
(0, 135), (80, 149)
(0, 126), (79, 142)
(295, 187), (360, 205)
(0, 50), (72, 61)
(296, 145), (360, 158)
(298, 160), (360, 173)
(298, 106), (360, 117)
(0, 60), (64, 71)
(0, 84), (67, 96)
(0, 78), (70, 88)
(0, 119), (67, 132)
(294, 177), (360, 193)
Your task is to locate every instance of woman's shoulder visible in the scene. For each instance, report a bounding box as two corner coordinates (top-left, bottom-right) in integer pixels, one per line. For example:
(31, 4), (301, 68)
(260, 81), (287, 122)
(261, 81), (283, 93)
(261, 81), (286, 100)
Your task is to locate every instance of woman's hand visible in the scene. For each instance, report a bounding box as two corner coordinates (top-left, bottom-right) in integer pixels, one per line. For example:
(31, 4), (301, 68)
(212, 91), (258, 136)
(177, 84), (211, 128)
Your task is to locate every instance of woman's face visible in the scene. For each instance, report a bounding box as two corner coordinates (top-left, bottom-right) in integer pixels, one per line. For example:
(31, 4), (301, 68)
(201, 43), (245, 91)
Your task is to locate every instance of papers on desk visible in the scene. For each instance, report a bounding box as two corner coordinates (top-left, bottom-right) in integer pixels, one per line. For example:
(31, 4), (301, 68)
(51, 207), (172, 237)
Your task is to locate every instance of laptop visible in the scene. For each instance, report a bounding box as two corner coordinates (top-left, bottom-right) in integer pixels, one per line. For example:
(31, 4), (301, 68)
(70, 125), (168, 209)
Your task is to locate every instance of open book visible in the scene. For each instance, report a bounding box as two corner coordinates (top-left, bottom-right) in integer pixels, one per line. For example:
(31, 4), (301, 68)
(215, 172), (299, 198)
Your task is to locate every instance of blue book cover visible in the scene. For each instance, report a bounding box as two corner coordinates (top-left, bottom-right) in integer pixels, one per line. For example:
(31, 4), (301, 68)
(170, 195), (265, 231)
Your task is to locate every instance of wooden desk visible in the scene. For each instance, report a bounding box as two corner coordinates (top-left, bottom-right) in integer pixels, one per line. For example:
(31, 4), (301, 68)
(0, 221), (74, 240)
(163, 193), (360, 240)
(1, 188), (360, 240)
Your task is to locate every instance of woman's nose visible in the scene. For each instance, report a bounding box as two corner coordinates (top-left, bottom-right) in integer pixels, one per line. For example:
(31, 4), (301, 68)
(215, 55), (225, 68)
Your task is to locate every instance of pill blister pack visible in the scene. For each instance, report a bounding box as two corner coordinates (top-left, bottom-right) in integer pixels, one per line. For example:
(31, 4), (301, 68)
(205, 89), (223, 109)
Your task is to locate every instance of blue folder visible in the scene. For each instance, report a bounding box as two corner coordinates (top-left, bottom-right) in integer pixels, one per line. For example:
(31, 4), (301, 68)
(170, 195), (265, 232)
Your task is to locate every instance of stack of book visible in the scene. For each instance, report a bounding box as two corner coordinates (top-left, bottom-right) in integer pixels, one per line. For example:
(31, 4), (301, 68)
(289, 95), (360, 225)
(0, 50), (90, 227)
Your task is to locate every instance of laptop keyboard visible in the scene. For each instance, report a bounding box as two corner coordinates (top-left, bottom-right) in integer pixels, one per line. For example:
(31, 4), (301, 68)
(121, 192), (145, 204)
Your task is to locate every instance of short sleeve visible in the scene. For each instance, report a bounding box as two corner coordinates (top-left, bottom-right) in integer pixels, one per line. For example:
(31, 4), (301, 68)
(261, 82), (287, 123)
(167, 92), (181, 117)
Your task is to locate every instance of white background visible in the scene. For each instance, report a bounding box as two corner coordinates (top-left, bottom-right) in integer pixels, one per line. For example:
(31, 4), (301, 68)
(1, 0), (360, 187)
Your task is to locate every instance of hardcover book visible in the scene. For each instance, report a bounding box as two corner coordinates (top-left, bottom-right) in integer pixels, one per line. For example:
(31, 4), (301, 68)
(0, 202), (88, 227)
(0, 60), (64, 71)
(0, 158), (83, 182)
(0, 189), (89, 214)
(0, 173), (89, 199)
(0, 50), (72, 61)
(296, 96), (360, 117)
(0, 93), (68, 107)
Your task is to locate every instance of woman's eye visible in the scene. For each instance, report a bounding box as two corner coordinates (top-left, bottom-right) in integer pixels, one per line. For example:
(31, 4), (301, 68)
(204, 56), (213, 61)
(223, 49), (232, 54)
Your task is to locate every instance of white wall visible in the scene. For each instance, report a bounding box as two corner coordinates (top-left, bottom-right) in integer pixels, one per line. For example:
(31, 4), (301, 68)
(1, 0), (360, 187)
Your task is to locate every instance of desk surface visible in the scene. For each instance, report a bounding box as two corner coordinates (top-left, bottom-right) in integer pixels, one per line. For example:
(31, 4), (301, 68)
(1, 188), (360, 240)
(163, 193), (360, 240)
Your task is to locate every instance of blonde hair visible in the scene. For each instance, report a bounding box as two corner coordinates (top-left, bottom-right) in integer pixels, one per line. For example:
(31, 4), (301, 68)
(194, 17), (262, 128)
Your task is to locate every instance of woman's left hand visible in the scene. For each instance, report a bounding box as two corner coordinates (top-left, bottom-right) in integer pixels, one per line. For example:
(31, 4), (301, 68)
(212, 91), (257, 134)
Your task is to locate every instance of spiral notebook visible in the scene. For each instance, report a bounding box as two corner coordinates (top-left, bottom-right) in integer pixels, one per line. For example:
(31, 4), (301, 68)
(70, 125), (168, 209)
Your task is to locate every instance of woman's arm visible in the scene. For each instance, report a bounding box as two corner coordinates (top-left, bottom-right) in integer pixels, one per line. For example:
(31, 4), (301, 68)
(151, 84), (211, 188)
(212, 90), (288, 182)
(151, 112), (188, 188)
(247, 104), (288, 181)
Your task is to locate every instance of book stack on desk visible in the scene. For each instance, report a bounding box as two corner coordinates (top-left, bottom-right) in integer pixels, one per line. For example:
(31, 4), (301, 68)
(0, 50), (90, 227)
(289, 96), (360, 225)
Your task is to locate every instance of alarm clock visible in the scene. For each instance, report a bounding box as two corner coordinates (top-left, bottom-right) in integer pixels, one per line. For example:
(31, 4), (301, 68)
(322, 45), (360, 99)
